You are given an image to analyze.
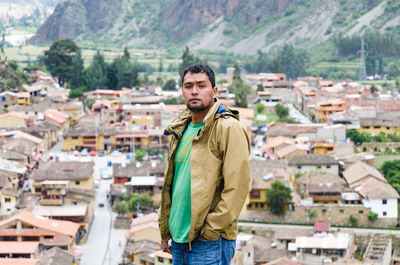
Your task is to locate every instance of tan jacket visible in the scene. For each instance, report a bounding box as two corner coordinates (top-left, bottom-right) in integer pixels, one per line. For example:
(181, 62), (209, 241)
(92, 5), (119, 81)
(158, 102), (250, 242)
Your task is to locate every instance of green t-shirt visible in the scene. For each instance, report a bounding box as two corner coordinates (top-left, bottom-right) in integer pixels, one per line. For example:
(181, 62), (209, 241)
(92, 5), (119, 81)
(169, 121), (204, 243)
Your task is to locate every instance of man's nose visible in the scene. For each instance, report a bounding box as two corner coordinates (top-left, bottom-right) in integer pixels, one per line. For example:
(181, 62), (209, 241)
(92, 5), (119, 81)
(191, 85), (199, 94)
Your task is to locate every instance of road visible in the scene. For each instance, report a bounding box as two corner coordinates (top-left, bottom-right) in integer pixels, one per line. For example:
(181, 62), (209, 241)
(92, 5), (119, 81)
(238, 222), (400, 236)
(45, 144), (130, 265)
(286, 103), (312, 124)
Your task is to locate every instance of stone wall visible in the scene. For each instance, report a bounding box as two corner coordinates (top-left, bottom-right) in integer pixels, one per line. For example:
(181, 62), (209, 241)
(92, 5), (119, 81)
(241, 204), (398, 227)
(114, 216), (132, 229)
(357, 142), (400, 153)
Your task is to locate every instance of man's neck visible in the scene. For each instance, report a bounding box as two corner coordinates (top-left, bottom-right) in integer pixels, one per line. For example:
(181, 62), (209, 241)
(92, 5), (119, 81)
(190, 104), (213, 124)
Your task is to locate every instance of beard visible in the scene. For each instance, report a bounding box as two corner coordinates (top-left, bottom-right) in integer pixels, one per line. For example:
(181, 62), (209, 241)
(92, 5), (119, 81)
(187, 102), (207, 112)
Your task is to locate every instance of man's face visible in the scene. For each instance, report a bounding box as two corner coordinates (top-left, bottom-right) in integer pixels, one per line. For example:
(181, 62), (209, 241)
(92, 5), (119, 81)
(182, 72), (217, 113)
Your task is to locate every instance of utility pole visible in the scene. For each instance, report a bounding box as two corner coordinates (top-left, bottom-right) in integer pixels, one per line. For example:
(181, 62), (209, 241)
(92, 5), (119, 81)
(358, 37), (367, 81)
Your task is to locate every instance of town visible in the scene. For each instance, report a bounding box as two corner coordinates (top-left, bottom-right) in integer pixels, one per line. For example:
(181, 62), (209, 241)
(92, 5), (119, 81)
(0, 56), (400, 265)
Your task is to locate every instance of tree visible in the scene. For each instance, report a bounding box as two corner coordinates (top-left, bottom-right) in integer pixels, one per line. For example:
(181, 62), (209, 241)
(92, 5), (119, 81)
(69, 88), (84, 98)
(159, 57), (163, 72)
(367, 212), (378, 222)
(266, 181), (292, 215)
(255, 103), (265, 114)
(229, 64), (251, 107)
(346, 130), (371, 145)
(252, 50), (269, 73)
(349, 215), (358, 226)
(43, 39), (80, 86)
(128, 193), (139, 211)
(270, 44), (308, 79)
(308, 209), (317, 219)
(83, 51), (108, 91)
(370, 84), (378, 94)
(274, 104), (289, 120)
(135, 149), (146, 161)
(114, 57), (139, 89)
(115, 201), (129, 215)
(139, 192), (154, 209)
(68, 49), (84, 89)
(162, 79), (177, 91)
(382, 160), (400, 194)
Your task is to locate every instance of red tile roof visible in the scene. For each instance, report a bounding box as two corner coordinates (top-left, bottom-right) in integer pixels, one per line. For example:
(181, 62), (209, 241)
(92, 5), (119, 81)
(313, 222), (330, 232)
(0, 211), (79, 237)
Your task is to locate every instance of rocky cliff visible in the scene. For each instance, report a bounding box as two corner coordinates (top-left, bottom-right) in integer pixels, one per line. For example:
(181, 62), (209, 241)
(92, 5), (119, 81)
(29, 0), (399, 54)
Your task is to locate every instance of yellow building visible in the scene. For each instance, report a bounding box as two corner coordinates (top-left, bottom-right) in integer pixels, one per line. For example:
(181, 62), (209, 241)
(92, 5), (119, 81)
(313, 99), (346, 122)
(357, 118), (400, 136)
(312, 143), (335, 154)
(31, 161), (95, 193)
(16, 92), (30, 106)
(0, 188), (22, 215)
(0, 111), (28, 128)
(154, 250), (172, 265)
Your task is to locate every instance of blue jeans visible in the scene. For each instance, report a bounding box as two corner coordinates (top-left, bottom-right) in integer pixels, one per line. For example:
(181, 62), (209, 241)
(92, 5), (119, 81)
(171, 237), (236, 265)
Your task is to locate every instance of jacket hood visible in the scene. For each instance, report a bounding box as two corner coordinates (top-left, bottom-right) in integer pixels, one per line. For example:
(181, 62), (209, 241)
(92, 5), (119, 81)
(164, 101), (240, 138)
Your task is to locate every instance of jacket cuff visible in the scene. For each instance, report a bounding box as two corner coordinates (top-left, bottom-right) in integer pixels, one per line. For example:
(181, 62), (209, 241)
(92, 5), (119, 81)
(200, 225), (219, 241)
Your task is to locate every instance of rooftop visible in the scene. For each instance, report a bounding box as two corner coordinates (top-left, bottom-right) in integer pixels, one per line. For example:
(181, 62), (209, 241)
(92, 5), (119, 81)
(288, 154), (338, 165)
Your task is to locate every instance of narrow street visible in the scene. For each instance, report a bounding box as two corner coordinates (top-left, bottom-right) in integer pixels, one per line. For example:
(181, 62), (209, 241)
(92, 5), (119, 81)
(285, 103), (312, 124)
(78, 154), (129, 265)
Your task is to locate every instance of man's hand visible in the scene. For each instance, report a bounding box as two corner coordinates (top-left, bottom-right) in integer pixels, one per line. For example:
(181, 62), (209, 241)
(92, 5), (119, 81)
(161, 240), (172, 254)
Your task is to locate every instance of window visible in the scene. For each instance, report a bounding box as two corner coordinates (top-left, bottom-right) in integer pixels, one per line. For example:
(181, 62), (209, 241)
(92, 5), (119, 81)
(44, 235), (54, 239)
(297, 166), (302, 169)
(157, 257), (164, 262)
(317, 165), (321, 169)
(75, 181), (80, 185)
(339, 209), (344, 214)
(248, 252), (251, 257)
(250, 191), (260, 199)
(326, 165), (331, 169)
(35, 188), (41, 193)
(322, 209), (326, 214)
(374, 126), (380, 129)
(72, 136), (79, 140)
(383, 211), (387, 216)
(359, 210), (364, 214)
(382, 199), (387, 205)
(5, 198), (11, 203)
(260, 203), (264, 208)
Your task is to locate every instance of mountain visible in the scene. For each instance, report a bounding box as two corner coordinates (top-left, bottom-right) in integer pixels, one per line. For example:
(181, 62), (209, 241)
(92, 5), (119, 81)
(29, 0), (400, 54)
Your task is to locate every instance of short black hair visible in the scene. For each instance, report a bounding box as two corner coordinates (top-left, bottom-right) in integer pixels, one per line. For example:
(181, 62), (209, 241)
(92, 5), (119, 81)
(181, 64), (216, 88)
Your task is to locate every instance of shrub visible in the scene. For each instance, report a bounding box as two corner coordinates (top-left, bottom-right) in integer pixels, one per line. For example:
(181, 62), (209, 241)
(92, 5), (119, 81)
(367, 212), (378, 222)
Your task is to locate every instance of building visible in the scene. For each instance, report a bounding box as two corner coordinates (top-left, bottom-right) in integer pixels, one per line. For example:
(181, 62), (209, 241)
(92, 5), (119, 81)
(296, 174), (346, 204)
(247, 160), (287, 211)
(343, 161), (399, 220)
(154, 250), (172, 265)
(0, 111), (29, 128)
(0, 211), (80, 251)
(31, 161), (95, 193)
(288, 154), (339, 178)
(126, 213), (159, 241)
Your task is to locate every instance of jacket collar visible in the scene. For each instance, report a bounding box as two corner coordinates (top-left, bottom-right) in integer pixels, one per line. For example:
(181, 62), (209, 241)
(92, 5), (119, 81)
(164, 100), (240, 139)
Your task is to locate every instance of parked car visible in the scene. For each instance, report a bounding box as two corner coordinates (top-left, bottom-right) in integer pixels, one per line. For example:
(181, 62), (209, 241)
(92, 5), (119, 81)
(98, 200), (105, 207)
(81, 149), (89, 156)
(98, 150), (105, 157)
(111, 150), (122, 157)
(90, 150), (96, 157)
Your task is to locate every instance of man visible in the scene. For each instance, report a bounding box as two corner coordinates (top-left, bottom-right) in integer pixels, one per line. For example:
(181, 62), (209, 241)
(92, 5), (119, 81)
(159, 64), (250, 264)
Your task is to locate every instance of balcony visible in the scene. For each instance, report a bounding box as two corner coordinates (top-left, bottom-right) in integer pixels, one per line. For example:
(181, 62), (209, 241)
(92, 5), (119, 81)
(41, 198), (63, 206)
(312, 195), (340, 203)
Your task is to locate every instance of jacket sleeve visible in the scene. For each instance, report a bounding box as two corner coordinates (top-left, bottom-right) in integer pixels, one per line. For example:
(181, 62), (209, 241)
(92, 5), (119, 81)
(200, 120), (250, 240)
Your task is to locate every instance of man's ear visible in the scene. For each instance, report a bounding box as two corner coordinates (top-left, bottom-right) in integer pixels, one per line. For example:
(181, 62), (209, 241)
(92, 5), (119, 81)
(213, 86), (218, 95)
